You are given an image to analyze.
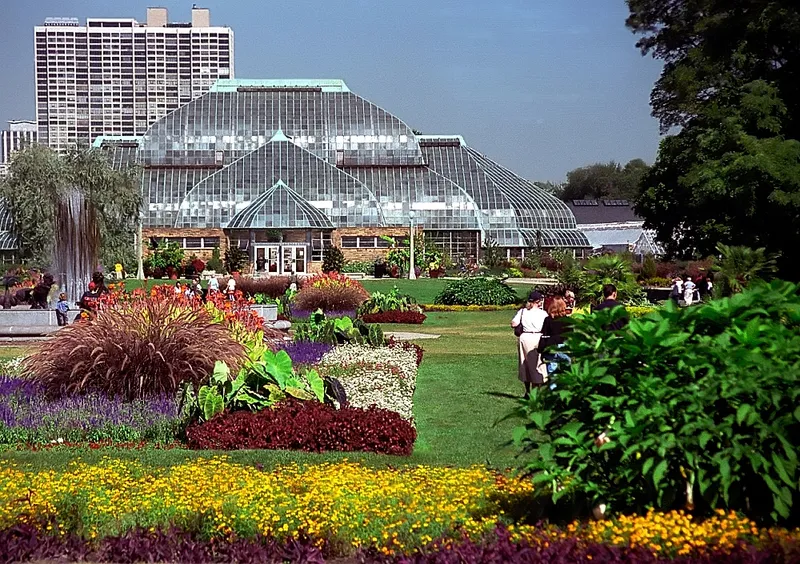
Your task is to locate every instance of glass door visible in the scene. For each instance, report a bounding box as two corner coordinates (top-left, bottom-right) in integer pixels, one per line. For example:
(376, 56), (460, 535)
(267, 245), (279, 273)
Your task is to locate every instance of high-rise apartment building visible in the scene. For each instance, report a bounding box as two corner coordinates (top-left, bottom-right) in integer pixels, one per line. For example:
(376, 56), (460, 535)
(0, 120), (38, 166)
(34, 7), (234, 150)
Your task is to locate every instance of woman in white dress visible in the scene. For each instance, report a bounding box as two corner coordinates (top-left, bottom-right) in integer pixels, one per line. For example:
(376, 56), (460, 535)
(683, 277), (696, 306)
(511, 291), (550, 398)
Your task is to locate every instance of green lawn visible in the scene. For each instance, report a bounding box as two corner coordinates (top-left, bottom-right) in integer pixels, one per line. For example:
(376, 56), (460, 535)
(123, 277), (532, 304)
(0, 311), (526, 471)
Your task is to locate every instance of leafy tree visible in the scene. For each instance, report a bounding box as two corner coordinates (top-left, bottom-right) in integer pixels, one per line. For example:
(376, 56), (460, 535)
(0, 145), (141, 269)
(626, 0), (800, 138)
(627, 1), (800, 279)
(322, 245), (345, 273)
(579, 254), (643, 305)
(636, 82), (800, 278)
(560, 159), (649, 201)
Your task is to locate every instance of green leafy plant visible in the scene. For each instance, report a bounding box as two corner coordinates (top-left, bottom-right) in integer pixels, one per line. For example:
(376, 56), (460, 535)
(206, 246), (223, 273)
(508, 280), (800, 524)
(480, 238), (503, 269)
(640, 254), (658, 281)
(357, 287), (420, 315)
(341, 260), (375, 275)
(713, 243), (779, 297)
(294, 311), (384, 347)
(434, 277), (519, 306)
(322, 245), (345, 273)
(192, 348), (325, 422)
(579, 255), (643, 305)
(224, 246), (249, 274)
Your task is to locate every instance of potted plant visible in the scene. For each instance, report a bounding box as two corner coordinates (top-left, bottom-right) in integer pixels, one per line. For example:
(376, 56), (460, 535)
(428, 258), (442, 278)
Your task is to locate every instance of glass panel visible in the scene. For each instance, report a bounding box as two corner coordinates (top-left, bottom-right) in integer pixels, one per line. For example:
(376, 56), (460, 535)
(184, 237), (202, 248)
(295, 247), (306, 273)
(267, 246), (279, 273)
(341, 236), (358, 248)
(282, 246), (293, 274)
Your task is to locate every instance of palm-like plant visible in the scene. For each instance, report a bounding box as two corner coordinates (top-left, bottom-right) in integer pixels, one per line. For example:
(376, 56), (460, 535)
(713, 243), (778, 297)
(580, 254), (643, 305)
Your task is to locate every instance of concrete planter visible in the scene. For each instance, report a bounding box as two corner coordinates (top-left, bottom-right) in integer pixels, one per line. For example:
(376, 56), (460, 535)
(250, 304), (278, 322)
(0, 309), (80, 336)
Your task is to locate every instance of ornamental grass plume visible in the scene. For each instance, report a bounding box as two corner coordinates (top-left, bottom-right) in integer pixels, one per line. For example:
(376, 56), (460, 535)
(26, 299), (246, 400)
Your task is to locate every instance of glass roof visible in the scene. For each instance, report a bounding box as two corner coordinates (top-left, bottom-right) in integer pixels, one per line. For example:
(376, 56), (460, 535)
(100, 80), (590, 248)
(0, 202), (17, 251)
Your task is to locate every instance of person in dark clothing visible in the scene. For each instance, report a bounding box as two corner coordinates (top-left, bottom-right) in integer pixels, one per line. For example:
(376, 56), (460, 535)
(540, 296), (572, 382)
(593, 284), (628, 330)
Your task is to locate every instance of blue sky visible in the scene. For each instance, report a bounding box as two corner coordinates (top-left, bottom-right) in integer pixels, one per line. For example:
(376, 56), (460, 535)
(0, 0), (663, 181)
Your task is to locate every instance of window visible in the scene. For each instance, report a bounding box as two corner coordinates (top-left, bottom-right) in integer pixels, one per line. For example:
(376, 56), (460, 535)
(184, 237), (202, 248)
(341, 236), (358, 248)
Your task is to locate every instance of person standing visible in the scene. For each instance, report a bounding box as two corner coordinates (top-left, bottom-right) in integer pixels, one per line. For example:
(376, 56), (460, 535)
(226, 276), (237, 301)
(55, 293), (70, 326)
(670, 277), (683, 304)
(540, 295), (572, 381)
(684, 277), (696, 305)
(208, 275), (220, 295)
(593, 284), (628, 330)
(511, 291), (549, 398)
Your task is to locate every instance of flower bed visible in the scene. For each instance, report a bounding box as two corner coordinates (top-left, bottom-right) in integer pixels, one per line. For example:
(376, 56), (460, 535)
(0, 376), (180, 446)
(421, 304), (520, 312)
(185, 400), (416, 455)
(361, 311), (426, 324)
(320, 344), (417, 421)
(0, 458), (797, 561)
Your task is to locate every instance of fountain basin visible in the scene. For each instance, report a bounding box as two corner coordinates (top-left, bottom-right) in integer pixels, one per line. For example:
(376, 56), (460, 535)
(0, 309), (80, 336)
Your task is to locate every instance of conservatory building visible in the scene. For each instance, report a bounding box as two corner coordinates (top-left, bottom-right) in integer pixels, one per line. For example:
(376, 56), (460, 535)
(99, 78), (589, 274)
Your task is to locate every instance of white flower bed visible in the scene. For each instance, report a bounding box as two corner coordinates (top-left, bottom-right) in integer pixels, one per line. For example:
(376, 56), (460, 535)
(320, 344), (417, 422)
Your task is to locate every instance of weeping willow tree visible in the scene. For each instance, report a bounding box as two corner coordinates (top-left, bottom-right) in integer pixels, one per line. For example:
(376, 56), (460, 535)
(0, 144), (141, 275)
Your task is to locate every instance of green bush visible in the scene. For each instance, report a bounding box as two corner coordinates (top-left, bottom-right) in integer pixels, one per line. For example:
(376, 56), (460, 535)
(510, 280), (800, 524)
(224, 246), (249, 274)
(322, 246), (345, 273)
(207, 246), (223, 273)
(580, 255), (643, 305)
(357, 287), (419, 315)
(341, 260), (375, 275)
(640, 254), (658, 280)
(434, 277), (519, 306)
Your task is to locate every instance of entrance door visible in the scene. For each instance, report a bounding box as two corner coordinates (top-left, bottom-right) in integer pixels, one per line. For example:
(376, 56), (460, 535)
(254, 244), (306, 274)
(266, 245), (279, 273)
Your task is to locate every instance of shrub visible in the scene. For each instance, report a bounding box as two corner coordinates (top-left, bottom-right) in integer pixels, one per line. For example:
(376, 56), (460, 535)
(510, 280), (800, 524)
(361, 311), (426, 324)
(320, 344), (418, 421)
(26, 299), (246, 400)
(579, 254), (644, 305)
(206, 246), (224, 273)
(186, 400), (416, 455)
(341, 260), (375, 275)
(224, 246), (249, 273)
(322, 245), (345, 273)
(357, 287), (420, 315)
(434, 277), (519, 306)
(640, 254), (658, 280)
(293, 313), (385, 347)
(295, 273), (368, 312)
(233, 276), (290, 299)
(640, 276), (672, 287)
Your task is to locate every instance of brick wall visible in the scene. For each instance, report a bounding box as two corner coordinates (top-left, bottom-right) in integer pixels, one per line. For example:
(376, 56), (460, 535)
(332, 227), (420, 263)
(143, 228), (227, 261)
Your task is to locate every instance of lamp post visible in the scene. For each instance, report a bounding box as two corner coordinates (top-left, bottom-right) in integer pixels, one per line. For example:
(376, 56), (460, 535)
(408, 210), (416, 280)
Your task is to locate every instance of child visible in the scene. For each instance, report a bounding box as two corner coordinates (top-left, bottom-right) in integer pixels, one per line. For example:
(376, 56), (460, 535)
(56, 292), (70, 326)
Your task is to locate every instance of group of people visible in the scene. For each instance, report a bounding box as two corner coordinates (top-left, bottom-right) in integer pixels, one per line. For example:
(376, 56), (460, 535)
(670, 275), (713, 306)
(512, 284), (625, 398)
(173, 275), (237, 301)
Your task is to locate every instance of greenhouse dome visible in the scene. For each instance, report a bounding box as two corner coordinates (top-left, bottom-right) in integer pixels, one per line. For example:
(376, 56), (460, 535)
(100, 78), (589, 273)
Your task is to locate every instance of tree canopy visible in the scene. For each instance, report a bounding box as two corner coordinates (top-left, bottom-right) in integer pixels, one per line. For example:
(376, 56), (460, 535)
(0, 145), (141, 270)
(628, 0), (800, 279)
(559, 159), (650, 201)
